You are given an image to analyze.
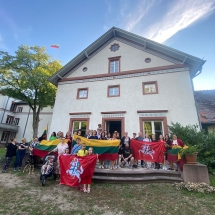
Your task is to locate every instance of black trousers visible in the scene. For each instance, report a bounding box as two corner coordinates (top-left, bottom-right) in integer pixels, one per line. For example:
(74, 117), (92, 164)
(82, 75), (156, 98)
(155, 162), (160, 169)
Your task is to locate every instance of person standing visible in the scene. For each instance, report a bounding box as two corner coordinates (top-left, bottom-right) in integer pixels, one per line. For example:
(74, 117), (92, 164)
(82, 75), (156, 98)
(135, 132), (144, 167)
(84, 129), (90, 138)
(49, 137), (68, 180)
(29, 137), (40, 167)
(143, 133), (152, 169)
(14, 138), (28, 171)
(49, 132), (57, 141)
(2, 138), (18, 172)
(88, 130), (98, 139)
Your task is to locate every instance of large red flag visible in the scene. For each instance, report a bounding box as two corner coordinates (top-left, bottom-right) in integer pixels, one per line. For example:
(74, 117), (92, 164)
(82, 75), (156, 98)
(60, 155), (97, 187)
(130, 139), (166, 163)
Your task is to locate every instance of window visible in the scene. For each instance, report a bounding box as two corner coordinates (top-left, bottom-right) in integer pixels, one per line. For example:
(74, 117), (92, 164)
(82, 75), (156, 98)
(145, 58), (151, 63)
(82, 67), (88, 72)
(1, 131), (10, 142)
(73, 121), (87, 136)
(10, 132), (16, 141)
(10, 103), (16, 112)
(6, 116), (14, 125)
(17, 107), (23, 113)
(108, 85), (120, 97)
(143, 121), (163, 140)
(77, 88), (88, 99)
(110, 43), (120, 52)
(14, 118), (20, 125)
(108, 56), (121, 73)
(143, 81), (158, 95)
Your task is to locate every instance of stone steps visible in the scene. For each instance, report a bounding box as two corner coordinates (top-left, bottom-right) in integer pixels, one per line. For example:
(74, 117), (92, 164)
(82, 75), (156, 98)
(92, 168), (183, 183)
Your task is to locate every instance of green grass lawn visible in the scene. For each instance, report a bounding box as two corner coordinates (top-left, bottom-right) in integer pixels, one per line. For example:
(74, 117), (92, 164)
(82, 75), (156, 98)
(1, 147), (215, 215)
(0, 168), (215, 215)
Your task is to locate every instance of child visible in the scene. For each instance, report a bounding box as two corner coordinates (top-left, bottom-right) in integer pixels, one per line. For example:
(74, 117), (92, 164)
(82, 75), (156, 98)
(63, 148), (70, 155)
(77, 143), (88, 156)
(84, 147), (94, 193)
(77, 143), (88, 193)
(41, 157), (54, 175)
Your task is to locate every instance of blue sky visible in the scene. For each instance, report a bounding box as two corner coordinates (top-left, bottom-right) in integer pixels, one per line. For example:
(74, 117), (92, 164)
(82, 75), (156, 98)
(0, 0), (214, 90)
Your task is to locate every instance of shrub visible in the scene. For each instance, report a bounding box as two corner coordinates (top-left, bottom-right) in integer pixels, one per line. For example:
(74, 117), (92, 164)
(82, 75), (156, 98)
(168, 122), (215, 173)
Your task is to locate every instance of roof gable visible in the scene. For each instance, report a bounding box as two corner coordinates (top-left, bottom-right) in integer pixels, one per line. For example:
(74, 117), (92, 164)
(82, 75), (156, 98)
(49, 27), (206, 86)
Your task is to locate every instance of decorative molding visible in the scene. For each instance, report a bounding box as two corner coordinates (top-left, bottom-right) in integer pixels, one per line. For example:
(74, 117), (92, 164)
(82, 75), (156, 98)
(59, 65), (188, 85)
(102, 114), (125, 118)
(137, 110), (168, 113)
(69, 112), (91, 115)
(139, 113), (167, 117)
(101, 111), (126, 114)
(69, 115), (90, 118)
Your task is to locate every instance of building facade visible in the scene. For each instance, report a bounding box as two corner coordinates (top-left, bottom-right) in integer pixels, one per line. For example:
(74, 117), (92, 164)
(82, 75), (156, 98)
(48, 27), (206, 138)
(195, 90), (215, 133)
(0, 94), (53, 144)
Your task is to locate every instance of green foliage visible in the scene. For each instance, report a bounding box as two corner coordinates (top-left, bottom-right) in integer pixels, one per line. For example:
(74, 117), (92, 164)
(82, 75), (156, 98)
(168, 122), (215, 173)
(0, 45), (62, 137)
(180, 145), (199, 156)
(168, 122), (205, 146)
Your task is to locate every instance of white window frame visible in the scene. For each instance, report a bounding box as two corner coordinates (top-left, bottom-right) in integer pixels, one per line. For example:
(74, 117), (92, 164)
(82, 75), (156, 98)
(110, 60), (119, 73)
(143, 121), (164, 136)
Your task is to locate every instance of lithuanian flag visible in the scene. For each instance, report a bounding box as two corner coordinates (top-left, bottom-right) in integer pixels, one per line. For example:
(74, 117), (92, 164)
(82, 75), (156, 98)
(33, 139), (69, 157)
(73, 135), (120, 160)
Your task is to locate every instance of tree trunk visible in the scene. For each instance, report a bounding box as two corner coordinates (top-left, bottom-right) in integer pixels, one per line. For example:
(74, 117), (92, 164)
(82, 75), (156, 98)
(32, 107), (41, 138)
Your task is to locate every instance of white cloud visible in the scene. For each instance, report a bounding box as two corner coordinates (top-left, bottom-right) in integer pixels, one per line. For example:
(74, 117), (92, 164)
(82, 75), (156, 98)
(124, 0), (156, 32)
(144, 0), (215, 43)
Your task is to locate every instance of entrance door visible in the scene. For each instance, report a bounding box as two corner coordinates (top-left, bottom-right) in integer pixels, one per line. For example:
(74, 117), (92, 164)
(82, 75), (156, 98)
(106, 121), (122, 137)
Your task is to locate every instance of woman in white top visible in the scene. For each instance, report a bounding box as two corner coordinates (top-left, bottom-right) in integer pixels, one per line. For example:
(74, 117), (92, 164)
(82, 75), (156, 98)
(49, 137), (68, 180)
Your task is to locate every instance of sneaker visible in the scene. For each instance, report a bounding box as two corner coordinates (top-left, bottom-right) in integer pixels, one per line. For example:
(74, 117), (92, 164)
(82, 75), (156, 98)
(129, 166), (133, 169)
(2, 170), (7, 173)
(18, 168), (21, 171)
(141, 165), (144, 168)
(14, 168), (17, 171)
(98, 165), (102, 169)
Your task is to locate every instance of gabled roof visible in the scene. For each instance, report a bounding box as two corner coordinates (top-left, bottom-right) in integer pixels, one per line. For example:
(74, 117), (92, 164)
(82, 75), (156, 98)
(48, 27), (206, 86)
(195, 90), (215, 124)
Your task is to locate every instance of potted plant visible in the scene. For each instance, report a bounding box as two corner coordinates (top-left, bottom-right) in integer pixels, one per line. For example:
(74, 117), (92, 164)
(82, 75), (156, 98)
(180, 145), (199, 164)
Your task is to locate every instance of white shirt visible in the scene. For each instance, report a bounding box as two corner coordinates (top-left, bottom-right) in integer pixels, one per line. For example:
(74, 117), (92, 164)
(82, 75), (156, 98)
(53, 143), (68, 155)
(143, 138), (151, 142)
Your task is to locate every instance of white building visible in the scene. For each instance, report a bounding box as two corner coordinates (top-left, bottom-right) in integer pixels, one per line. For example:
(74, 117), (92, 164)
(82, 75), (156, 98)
(48, 27), (205, 138)
(0, 94), (53, 144)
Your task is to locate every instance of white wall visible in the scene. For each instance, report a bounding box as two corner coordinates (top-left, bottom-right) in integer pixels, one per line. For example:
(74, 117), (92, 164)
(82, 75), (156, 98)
(0, 94), (53, 143)
(50, 70), (199, 136)
(67, 39), (174, 78)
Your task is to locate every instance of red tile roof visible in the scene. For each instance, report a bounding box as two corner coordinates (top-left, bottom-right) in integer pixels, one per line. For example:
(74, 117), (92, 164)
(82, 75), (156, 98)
(195, 90), (215, 124)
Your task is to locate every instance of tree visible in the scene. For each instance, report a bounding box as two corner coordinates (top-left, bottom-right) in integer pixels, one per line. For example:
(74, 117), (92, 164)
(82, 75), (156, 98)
(0, 45), (62, 138)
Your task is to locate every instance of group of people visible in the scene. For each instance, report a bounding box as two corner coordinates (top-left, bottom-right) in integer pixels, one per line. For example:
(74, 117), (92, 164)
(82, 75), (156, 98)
(1, 123), (184, 193)
(75, 127), (184, 171)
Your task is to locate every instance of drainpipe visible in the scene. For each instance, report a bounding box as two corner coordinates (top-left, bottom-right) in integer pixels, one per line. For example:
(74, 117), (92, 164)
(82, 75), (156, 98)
(23, 107), (31, 137)
(1, 96), (10, 123)
(192, 63), (204, 130)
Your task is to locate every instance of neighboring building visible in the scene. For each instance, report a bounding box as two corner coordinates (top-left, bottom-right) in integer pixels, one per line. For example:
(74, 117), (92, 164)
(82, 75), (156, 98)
(48, 27), (206, 139)
(195, 90), (215, 133)
(0, 94), (53, 144)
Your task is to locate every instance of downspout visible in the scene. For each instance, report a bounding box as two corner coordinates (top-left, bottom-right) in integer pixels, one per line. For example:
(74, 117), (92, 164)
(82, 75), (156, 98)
(191, 60), (205, 130)
(23, 107), (31, 137)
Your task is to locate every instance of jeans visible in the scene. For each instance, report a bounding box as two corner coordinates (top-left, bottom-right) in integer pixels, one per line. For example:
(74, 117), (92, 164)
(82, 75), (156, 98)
(3, 157), (13, 170)
(14, 152), (25, 168)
